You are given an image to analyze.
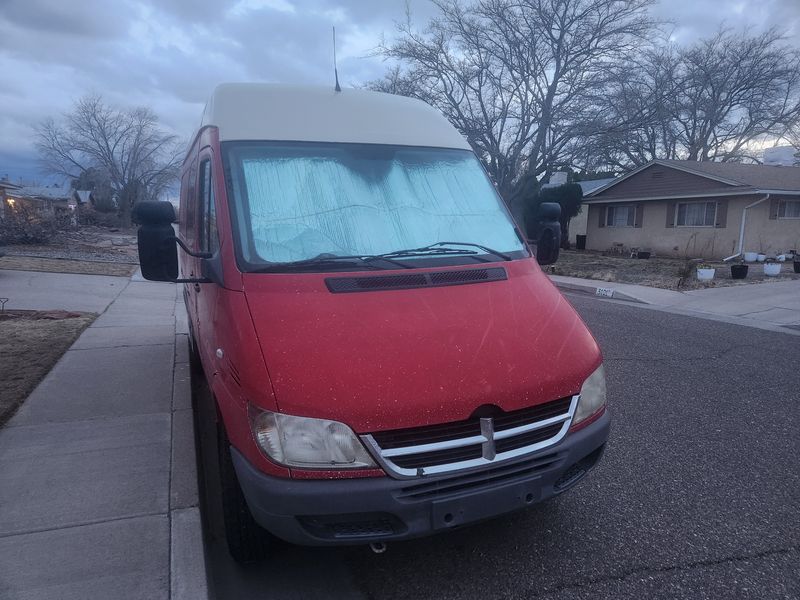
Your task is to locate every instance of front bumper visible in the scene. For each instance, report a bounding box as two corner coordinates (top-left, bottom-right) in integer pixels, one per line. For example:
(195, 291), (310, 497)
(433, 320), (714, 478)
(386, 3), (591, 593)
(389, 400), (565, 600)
(231, 410), (610, 546)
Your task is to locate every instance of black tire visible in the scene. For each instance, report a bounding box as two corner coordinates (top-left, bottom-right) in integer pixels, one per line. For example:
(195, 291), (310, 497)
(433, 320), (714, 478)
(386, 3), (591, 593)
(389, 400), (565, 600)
(217, 424), (273, 563)
(187, 321), (203, 380)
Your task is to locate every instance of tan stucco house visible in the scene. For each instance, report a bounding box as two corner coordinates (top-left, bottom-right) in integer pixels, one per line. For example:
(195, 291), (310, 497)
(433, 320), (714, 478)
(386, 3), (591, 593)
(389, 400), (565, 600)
(583, 160), (800, 259)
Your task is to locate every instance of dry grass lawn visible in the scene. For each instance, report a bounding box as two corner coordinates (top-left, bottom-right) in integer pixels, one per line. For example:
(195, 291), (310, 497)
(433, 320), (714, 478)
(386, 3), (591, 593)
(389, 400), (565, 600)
(553, 250), (800, 290)
(0, 312), (95, 426)
(0, 255), (137, 277)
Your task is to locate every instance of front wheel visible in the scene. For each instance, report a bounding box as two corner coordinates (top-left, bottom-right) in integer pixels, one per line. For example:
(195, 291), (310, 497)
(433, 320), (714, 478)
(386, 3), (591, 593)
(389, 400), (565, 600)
(217, 424), (273, 563)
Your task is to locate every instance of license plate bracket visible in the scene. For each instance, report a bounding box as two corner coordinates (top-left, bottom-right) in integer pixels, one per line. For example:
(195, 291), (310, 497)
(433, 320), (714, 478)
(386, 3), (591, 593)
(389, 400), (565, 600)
(431, 479), (541, 530)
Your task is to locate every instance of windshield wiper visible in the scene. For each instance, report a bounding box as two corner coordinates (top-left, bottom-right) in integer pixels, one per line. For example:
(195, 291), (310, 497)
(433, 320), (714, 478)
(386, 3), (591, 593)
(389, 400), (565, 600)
(253, 242), (511, 273)
(430, 242), (512, 261)
(253, 253), (414, 273)
(378, 242), (511, 261)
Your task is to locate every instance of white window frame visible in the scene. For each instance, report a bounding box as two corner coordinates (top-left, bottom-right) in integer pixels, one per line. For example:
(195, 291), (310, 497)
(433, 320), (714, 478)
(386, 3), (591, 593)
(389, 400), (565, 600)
(605, 205), (635, 228)
(777, 199), (800, 219)
(675, 201), (716, 228)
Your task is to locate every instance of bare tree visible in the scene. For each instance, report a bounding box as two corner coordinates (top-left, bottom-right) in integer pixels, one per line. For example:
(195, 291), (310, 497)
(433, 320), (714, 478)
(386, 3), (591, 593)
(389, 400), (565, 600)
(35, 95), (182, 226)
(589, 29), (800, 169)
(582, 47), (682, 170)
(679, 29), (800, 161)
(371, 0), (657, 219)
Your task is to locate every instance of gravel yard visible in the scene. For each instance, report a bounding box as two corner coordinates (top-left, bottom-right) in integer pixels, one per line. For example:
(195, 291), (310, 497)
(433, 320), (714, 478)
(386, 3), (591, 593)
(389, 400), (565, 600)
(0, 226), (138, 276)
(552, 249), (800, 290)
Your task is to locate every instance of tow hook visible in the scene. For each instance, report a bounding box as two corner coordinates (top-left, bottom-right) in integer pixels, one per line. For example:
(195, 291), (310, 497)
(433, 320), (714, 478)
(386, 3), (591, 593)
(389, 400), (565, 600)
(369, 542), (388, 554)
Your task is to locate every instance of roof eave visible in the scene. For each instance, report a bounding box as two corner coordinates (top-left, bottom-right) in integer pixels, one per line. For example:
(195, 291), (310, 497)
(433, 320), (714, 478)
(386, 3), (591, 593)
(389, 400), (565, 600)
(583, 188), (800, 204)
(586, 159), (745, 198)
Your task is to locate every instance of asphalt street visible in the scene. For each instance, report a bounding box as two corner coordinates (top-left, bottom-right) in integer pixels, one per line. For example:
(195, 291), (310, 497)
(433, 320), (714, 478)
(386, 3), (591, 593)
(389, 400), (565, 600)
(202, 294), (800, 600)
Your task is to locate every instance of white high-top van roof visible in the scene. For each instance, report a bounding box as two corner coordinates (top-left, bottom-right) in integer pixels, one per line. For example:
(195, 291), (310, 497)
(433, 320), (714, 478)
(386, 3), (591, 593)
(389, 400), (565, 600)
(201, 83), (471, 150)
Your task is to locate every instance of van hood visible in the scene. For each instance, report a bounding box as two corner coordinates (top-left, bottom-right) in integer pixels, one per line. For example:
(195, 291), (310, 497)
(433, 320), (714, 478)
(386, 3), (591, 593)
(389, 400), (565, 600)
(242, 260), (601, 433)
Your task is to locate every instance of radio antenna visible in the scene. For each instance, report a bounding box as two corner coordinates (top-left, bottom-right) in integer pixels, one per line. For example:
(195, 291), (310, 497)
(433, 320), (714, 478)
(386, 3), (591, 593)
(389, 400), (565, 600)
(332, 26), (341, 92)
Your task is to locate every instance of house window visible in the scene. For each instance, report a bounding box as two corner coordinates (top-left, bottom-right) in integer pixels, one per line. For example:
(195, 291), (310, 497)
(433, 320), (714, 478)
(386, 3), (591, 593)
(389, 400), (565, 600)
(778, 199), (800, 219)
(676, 201), (716, 227)
(606, 205), (635, 227)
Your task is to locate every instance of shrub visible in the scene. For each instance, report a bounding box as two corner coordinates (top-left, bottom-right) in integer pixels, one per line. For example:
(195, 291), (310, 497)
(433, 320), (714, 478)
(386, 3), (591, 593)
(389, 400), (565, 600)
(0, 203), (56, 244)
(77, 205), (122, 228)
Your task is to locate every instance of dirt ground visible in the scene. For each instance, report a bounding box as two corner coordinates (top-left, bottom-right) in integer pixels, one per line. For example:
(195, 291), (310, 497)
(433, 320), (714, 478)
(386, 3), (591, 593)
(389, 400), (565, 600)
(0, 255), (138, 277)
(553, 250), (800, 290)
(0, 226), (139, 276)
(0, 311), (95, 426)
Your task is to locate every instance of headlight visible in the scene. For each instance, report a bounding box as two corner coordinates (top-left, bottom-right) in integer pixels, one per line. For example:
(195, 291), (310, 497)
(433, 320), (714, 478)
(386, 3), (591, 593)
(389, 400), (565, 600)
(573, 364), (607, 425)
(248, 405), (377, 469)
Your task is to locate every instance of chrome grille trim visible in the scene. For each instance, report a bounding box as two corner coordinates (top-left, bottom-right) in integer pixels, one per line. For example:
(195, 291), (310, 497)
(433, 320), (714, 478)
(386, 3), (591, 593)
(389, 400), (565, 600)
(362, 395), (579, 479)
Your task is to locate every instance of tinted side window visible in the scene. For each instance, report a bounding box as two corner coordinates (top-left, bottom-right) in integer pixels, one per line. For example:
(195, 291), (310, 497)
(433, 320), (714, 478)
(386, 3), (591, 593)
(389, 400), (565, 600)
(198, 159), (219, 254)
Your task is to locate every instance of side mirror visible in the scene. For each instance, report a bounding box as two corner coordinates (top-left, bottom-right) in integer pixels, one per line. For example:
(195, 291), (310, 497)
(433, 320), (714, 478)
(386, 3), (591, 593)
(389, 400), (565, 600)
(534, 202), (561, 266)
(133, 201), (178, 281)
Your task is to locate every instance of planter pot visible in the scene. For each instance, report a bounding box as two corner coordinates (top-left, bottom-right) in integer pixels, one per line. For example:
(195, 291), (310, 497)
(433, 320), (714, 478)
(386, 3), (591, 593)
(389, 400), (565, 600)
(743, 252), (758, 262)
(730, 264), (749, 279)
(697, 268), (716, 281)
(757, 254), (766, 262)
(764, 263), (782, 277)
(794, 261), (800, 274)
(637, 251), (651, 259)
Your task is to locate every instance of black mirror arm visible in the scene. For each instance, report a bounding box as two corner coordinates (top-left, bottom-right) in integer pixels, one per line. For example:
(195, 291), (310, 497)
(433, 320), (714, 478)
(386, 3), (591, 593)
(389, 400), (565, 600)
(161, 236), (213, 283)
(167, 236), (212, 259)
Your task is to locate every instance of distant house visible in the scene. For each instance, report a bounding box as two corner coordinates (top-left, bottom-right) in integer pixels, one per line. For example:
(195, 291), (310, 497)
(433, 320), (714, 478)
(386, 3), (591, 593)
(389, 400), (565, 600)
(583, 160), (800, 259)
(7, 183), (74, 218)
(74, 190), (93, 206)
(0, 177), (23, 220)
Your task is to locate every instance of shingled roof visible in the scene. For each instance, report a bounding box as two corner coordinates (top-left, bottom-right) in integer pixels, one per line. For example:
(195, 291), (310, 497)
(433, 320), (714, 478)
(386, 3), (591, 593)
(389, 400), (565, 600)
(587, 159), (800, 200)
(657, 159), (800, 191)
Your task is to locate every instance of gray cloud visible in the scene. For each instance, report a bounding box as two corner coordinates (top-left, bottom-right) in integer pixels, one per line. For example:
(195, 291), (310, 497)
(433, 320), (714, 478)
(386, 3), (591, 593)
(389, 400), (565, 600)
(1, 0), (133, 38)
(0, 0), (797, 182)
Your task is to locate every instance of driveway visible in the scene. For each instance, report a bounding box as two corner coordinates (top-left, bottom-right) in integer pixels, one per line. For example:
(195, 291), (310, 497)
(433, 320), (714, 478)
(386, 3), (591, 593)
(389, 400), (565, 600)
(0, 269), (127, 312)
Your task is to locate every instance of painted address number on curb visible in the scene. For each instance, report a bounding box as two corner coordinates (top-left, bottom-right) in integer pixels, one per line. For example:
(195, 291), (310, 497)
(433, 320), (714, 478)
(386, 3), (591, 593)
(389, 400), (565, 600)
(595, 287), (615, 298)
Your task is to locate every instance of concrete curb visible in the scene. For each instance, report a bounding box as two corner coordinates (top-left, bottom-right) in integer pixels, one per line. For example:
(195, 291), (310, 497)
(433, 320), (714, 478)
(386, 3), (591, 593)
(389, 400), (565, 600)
(551, 279), (647, 304)
(169, 298), (210, 600)
(550, 274), (800, 336)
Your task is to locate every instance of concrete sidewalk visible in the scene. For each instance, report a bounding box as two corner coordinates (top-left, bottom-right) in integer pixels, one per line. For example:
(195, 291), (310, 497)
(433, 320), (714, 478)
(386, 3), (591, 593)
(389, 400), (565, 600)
(0, 269), (127, 313)
(0, 278), (208, 599)
(551, 275), (800, 334)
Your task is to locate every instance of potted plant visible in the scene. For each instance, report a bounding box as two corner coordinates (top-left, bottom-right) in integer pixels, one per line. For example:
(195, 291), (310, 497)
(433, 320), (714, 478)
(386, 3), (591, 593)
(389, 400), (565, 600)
(763, 258), (782, 277)
(730, 259), (749, 280)
(696, 263), (716, 281)
(757, 253), (767, 262)
(794, 254), (800, 274)
(743, 251), (758, 262)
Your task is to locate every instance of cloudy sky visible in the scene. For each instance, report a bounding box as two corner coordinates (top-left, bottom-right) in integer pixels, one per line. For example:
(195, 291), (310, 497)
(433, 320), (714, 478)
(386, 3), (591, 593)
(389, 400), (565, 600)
(1, 0), (798, 182)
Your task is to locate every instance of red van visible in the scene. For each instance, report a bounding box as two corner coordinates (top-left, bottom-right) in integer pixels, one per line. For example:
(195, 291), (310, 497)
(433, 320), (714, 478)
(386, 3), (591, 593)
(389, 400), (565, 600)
(134, 84), (609, 562)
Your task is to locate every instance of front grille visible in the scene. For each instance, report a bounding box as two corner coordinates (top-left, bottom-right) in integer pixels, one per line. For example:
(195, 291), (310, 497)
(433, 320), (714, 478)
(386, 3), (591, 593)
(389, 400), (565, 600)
(397, 451), (563, 501)
(392, 444), (482, 469)
(363, 395), (577, 478)
(495, 422), (563, 453)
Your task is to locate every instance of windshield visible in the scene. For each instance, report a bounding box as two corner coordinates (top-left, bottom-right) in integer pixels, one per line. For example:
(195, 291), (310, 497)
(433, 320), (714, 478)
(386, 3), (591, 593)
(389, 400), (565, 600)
(223, 142), (526, 269)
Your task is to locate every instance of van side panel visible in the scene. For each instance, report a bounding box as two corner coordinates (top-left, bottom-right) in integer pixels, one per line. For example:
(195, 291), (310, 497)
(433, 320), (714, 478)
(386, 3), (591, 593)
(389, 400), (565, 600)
(208, 287), (290, 478)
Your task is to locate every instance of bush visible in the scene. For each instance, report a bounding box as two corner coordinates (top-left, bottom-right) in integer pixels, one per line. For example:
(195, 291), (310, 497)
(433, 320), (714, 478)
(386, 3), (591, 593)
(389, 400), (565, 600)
(0, 204), (56, 245)
(77, 205), (122, 228)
